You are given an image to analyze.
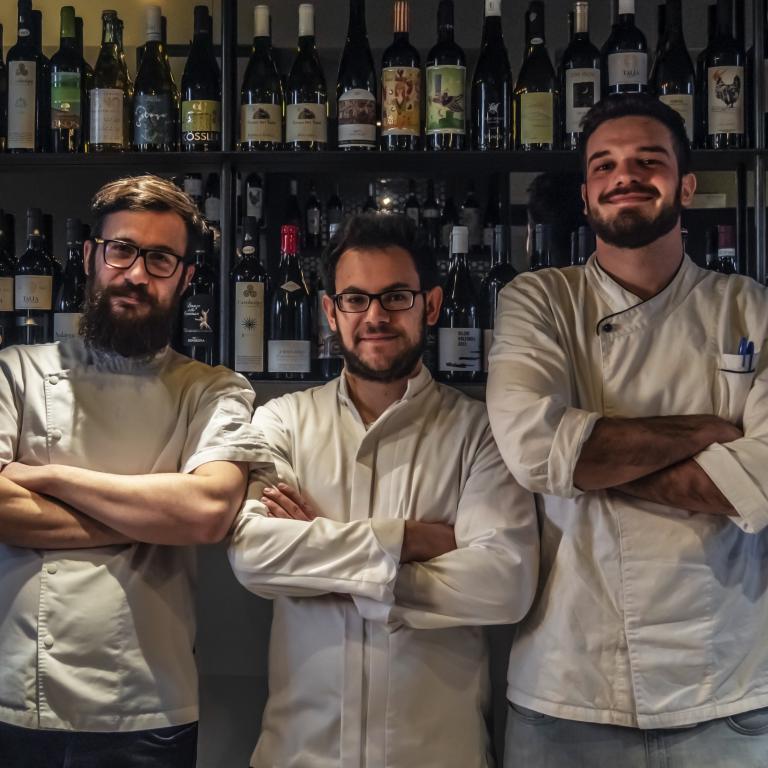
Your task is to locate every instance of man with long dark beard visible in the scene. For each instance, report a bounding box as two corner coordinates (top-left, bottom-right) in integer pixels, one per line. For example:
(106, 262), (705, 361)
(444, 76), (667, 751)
(228, 214), (538, 768)
(0, 175), (265, 767)
(488, 94), (768, 766)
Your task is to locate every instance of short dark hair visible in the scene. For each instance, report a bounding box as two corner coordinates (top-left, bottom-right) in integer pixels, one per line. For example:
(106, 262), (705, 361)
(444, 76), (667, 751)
(320, 213), (440, 295)
(579, 94), (691, 177)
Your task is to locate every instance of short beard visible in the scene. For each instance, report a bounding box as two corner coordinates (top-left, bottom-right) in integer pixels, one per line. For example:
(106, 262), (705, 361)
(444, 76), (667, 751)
(586, 183), (682, 250)
(338, 313), (426, 384)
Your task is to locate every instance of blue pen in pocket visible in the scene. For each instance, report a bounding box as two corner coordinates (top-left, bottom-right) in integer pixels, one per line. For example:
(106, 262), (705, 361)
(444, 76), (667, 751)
(738, 337), (755, 372)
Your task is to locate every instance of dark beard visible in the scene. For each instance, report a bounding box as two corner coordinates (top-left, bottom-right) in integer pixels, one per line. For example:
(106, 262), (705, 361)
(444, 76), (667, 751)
(80, 276), (182, 359)
(586, 183), (682, 250)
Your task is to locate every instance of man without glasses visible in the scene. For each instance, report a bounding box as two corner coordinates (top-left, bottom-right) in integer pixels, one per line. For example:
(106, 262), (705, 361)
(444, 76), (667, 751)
(488, 94), (768, 767)
(0, 175), (265, 767)
(229, 213), (539, 768)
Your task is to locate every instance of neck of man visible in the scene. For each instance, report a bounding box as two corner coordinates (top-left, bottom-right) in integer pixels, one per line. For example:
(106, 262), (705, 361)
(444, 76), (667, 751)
(343, 361), (422, 426)
(595, 224), (685, 301)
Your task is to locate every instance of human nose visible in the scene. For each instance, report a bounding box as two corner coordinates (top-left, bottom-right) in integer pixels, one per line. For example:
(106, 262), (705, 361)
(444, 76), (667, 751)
(364, 295), (391, 322)
(123, 253), (152, 284)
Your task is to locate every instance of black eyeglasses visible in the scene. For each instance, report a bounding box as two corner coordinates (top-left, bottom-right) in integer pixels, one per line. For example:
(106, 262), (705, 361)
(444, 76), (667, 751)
(93, 237), (185, 279)
(332, 289), (425, 313)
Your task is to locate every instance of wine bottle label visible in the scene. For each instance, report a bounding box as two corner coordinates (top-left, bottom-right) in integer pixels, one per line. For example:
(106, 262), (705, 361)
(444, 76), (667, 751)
(483, 328), (493, 373)
(317, 290), (343, 360)
(565, 68), (601, 133)
(423, 208), (439, 220)
(306, 210), (321, 237)
(53, 312), (82, 342)
(268, 340), (311, 373)
(520, 92), (554, 146)
(234, 281), (265, 372)
(90, 88), (124, 145)
(280, 280), (303, 293)
(406, 207), (420, 226)
(246, 185), (263, 221)
(51, 71), (82, 130)
(15, 275), (53, 311)
(381, 66), (421, 137)
(0, 278), (14, 312)
(438, 327), (481, 372)
(7, 60), (37, 150)
(181, 99), (221, 145)
(338, 88), (376, 147)
(707, 66), (744, 135)
(182, 294), (216, 347)
(184, 177), (203, 198)
(241, 103), (282, 143)
(286, 103), (328, 144)
(461, 209), (482, 248)
(205, 197), (221, 223)
(607, 52), (648, 88)
(659, 93), (693, 142)
(134, 93), (175, 146)
(426, 65), (466, 136)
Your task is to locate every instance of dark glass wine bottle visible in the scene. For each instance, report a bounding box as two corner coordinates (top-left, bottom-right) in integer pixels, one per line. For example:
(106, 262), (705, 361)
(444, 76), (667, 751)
(286, 3), (328, 151)
(482, 176), (502, 257)
(182, 230), (218, 365)
(714, 223), (737, 273)
(601, 0), (648, 95)
(243, 172), (264, 229)
(404, 179), (421, 228)
(181, 5), (221, 151)
(285, 179), (303, 236)
(305, 182), (322, 249)
(482, 224), (517, 372)
(240, 4), (284, 151)
(515, 1), (559, 151)
(423, 180), (441, 252)
(327, 186), (344, 240)
(15, 208), (53, 344)
(380, 0), (421, 151)
(440, 194), (459, 253)
(695, 5), (717, 148)
(438, 226), (481, 383)
(50, 6), (84, 153)
(0, 23), (7, 152)
(560, 1), (601, 150)
(133, 4), (179, 151)
(53, 217), (85, 343)
(426, 0), (466, 151)
(530, 223), (554, 270)
(701, 0), (745, 149)
(316, 283), (344, 380)
(75, 16), (94, 152)
(269, 225), (312, 380)
(461, 183), (482, 252)
(337, 0), (377, 151)
(472, 0), (512, 150)
(0, 210), (15, 348)
(363, 182), (379, 212)
(571, 224), (596, 265)
(650, 0), (695, 143)
(31, 9), (50, 152)
(231, 217), (268, 379)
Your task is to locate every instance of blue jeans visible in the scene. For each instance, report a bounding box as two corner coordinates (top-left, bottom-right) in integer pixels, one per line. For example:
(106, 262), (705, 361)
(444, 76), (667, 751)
(504, 703), (768, 768)
(0, 720), (198, 768)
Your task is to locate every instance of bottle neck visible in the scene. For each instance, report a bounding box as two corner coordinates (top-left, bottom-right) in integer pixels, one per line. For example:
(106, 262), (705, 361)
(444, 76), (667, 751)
(101, 18), (119, 46)
(348, 0), (367, 39)
(481, 15), (503, 47)
(65, 242), (83, 267)
(253, 35), (271, 52)
(298, 35), (317, 52)
(665, 0), (683, 43)
(573, 4), (589, 38)
(393, 0), (410, 38)
(437, 1), (455, 43)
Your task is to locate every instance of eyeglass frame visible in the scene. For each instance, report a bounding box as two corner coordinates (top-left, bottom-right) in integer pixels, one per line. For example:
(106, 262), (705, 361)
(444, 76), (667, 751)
(92, 237), (188, 279)
(331, 288), (427, 313)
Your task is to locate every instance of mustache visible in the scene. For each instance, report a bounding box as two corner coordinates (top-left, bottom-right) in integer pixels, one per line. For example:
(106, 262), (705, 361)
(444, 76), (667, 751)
(98, 282), (157, 305)
(599, 184), (660, 204)
(354, 322), (401, 341)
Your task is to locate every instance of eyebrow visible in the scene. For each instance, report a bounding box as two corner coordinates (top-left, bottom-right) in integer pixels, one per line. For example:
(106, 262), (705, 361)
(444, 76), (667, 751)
(588, 145), (671, 167)
(338, 282), (417, 293)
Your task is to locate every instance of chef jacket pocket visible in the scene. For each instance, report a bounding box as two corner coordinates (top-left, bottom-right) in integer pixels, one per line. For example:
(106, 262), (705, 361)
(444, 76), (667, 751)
(716, 353), (759, 425)
(725, 706), (768, 736)
(508, 703), (557, 725)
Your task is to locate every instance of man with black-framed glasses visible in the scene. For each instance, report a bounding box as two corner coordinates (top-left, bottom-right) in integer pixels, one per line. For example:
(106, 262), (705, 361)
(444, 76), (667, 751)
(0, 174), (265, 767)
(228, 213), (538, 768)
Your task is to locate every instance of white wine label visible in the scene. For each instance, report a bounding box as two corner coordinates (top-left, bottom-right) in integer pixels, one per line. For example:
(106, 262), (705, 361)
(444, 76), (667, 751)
(184, 177), (203, 197)
(268, 340), (311, 373)
(8, 60), (37, 149)
(382, 66), (421, 137)
(483, 328), (494, 373)
(286, 102), (327, 144)
(134, 93), (174, 146)
(205, 197), (221, 224)
(182, 294), (215, 347)
(15, 275), (53, 311)
(659, 93), (694, 142)
(51, 71), (82, 130)
(181, 99), (221, 145)
(90, 88), (124, 146)
(607, 52), (648, 88)
(53, 312), (82, 342)
(708, 66), (744, 135)
(241, 103), (282, 143)
(565, 68), (600, 133)
(338, 88), (376, 146)
(0, 278), (13, 312)
(426, 65), (466, 136)
(246, 185), (263, 221)
(520, 91), (554, 146)
(438, 327), (482, 373)
(234, 281), (265, 372)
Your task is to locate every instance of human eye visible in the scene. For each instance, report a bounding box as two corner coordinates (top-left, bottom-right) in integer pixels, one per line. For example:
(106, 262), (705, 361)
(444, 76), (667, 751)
(341, 293), (367, 309)
(384, 290), (412, 308)
(147, 251), (177, 268)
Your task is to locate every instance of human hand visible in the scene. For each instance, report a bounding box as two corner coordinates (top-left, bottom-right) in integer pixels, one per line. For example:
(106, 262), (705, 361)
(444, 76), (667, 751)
(261, 483), (318, 521)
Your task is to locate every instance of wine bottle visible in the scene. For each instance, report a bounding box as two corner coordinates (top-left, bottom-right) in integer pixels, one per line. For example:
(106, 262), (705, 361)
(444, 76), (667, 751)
(269, 225), (312, 380)
(15, 208), (53, 345)
(285, 179), (303, 234)
(482, 224), (517, 372)
(701, 0), (745, 149)
(0, 211), (15, 349)
(560, 1), (601, 150)
(181, 5), (221, 151)
(601, 0), (649, 95)
(404, 179), (421, 227)
(515, 1), (559, 151)
(650, 0), (695, 143)
(440, 194), (459, 252)
(337, 0), (377, 151)
(183, 172), (204, 209)
(363, 182), (379, 212)
(461, 183), (482, 252)
(243, 172), (264, 229)
(571, 224), (595, 265)
(704, 225), (718, 269)
(31, 8), (50, 152)
(482, 177), (502, 257)
(182, 230), (218, 365)
(422, 180), (441, 252)
(50, 6), (84, 153)
(327, 186), (344, 240)
(305, 182), (322, 248)
(438, 226), (481, 383)
(75, 16), (94, 152)
(714, 223), (737, 273)
(530, 222), (554, 270)
(240, 5), (284, 151)
(0, 23), (7, 151)
(695, 5), (717, 147)
(472, 0), (512, 150)
(285, 4), (328, 151)
(231, 217), (268, 378)
(426, 0), (466, 151)
(53, 217), (85, 342)
(133, 4), (179, 151)
(380, 0), (421, 151)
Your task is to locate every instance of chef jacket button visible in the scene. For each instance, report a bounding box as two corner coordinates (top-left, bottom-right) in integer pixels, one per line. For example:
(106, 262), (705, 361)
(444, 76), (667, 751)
(43, 635), (54, 649)
(46, 564), (58, 575)
(50, 429), (62, 441)
(49, 375), (59, 385)
(602, 323), (614, 333)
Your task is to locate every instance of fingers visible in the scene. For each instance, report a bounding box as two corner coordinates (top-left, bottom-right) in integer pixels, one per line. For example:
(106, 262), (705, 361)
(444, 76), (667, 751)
(262, 484), (314, 522)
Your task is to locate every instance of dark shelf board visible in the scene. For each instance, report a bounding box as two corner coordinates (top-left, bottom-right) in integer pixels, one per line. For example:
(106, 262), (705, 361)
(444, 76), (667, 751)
(0, 151), (226, 172)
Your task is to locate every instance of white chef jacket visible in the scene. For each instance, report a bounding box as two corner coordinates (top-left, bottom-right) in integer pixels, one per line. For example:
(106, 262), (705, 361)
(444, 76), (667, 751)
(487, 254), (768, 729)
(0, 338), (265, 732)
(229, 365), (538, 768)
